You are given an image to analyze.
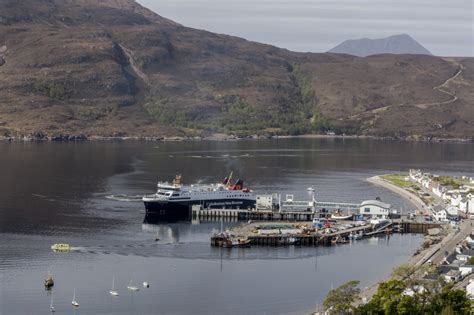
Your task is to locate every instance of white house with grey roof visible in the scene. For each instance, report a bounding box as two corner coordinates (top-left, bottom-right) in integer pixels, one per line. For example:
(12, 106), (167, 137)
(359, 200), (391, 219)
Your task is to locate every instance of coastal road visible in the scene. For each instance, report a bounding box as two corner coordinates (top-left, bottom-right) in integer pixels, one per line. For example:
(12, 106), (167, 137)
(429, 219), (472, 265)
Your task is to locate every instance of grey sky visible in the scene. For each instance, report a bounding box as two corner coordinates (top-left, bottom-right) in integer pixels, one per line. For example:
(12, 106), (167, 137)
(137, 0), (473, 57)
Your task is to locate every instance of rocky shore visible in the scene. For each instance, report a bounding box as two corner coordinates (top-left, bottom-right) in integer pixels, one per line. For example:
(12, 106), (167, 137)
(1, 133), (472, 143)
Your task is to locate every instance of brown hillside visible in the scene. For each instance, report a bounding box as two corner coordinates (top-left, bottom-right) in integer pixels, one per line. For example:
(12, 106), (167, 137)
(0, 0), (472, 139)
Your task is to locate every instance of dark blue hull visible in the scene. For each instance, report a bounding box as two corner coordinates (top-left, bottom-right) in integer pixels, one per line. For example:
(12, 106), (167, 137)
(144, 199), (256, 222)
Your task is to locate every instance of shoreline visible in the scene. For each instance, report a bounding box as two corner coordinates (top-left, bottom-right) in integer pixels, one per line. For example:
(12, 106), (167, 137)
(355, 175), (453, 306)
(366, 176), (427, 212)
(1, 134), (472, 143)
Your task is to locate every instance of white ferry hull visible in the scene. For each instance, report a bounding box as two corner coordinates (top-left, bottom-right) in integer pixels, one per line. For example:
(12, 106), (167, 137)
(144, 198), (255, 222)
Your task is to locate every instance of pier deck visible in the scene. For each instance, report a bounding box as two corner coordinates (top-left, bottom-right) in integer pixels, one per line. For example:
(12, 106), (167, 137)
(211, 220), (441, 247)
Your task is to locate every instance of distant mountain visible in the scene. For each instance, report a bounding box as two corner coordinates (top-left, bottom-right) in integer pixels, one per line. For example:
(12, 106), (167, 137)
(328, 34), (432, 57)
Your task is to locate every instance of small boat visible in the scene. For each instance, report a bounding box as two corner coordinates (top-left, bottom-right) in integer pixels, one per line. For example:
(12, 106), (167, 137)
(331, 210), (353, 221)
(110, 276), (119, 296)
(331, 236), (349, 245)
(44, 272), (54, 289)
(50, 292), (55, 312)
(222, 238), (251, 248)
(51, 244), (70, 252)
(307, 187), (315, 192)
(72, 289), (79, 307)
(143, 282), (150, 288)
(348, 232), (363, 240)
(127, 280), (140, 291)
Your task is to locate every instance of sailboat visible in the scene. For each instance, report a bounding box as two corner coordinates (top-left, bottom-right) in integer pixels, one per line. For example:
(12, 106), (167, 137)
(127, 280), (140, 291)
(110, 277), (119, 296)
(50, 293), (55, 312)
(71, 289), (79, 307)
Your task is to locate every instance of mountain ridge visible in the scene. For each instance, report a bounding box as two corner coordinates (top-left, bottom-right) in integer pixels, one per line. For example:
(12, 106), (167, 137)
(0, 0), (472, 139)
(329, 34), (432, 57)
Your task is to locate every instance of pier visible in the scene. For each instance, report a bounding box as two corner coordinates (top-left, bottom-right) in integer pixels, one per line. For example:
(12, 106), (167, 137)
(192, 207), (315, 221)
(210, 220), (442, 247)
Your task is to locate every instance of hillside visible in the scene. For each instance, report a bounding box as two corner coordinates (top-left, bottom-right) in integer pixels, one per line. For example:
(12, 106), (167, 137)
(0, 0), (473, 139)
(328, 34), (432, 57)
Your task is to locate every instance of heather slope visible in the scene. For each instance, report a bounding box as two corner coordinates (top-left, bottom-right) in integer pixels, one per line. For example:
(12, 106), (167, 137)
(0, 0), (472, 139)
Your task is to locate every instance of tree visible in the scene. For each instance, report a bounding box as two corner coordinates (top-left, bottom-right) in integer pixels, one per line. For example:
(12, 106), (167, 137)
(467, 256), (474, 265)
(352, 264), (472, 315)
(323, 280), (360, 314)
(427, 284), (471, 315)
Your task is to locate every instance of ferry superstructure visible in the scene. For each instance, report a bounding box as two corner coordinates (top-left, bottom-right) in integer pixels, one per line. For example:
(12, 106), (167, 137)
(143, 174), (256, 221)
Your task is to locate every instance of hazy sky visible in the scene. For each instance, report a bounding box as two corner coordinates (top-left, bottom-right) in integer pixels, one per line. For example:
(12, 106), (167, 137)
(137, 0), (473, 57)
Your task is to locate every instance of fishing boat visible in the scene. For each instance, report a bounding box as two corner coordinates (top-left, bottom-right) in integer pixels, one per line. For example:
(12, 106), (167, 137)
(71, 289), (79, 307)
(44, 272), (54, 289)
(109, 277), (119, 296)
(222, 237), (251, 248)
(51, 244), (70, 252)
(331, 210), (353, 220)
(331, 236), (349, 245)
(127, 280), (140, 291)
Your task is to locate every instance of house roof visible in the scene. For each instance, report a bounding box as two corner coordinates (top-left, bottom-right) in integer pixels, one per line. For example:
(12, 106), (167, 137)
(444, 253), (458, 264)
(360, 200), (391, 209)
(446, 270), (461, 276)
(461, 249), (474, 256)
(438, 265), (458, 274)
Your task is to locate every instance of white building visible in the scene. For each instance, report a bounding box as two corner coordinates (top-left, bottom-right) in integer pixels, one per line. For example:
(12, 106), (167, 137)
(256, 194), (275, 211)
(433, 209), (448, 222)
(466, 280), (474, 300)
(467, 194), (474, 214)
(446, 206), (460, 217)
(444, 270), (462, 283)
(459, 265), (473, 276)
(359, 200), (391, 219)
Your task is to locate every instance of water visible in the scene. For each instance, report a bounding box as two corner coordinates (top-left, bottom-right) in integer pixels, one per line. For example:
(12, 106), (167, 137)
(0, 139), (473, 314)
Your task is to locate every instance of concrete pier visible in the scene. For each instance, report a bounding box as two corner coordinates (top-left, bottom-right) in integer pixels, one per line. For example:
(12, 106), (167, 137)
(211, 220), (442, 247)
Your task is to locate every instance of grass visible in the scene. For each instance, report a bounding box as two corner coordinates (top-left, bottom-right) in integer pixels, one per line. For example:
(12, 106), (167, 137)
(380, 174), (412, 188)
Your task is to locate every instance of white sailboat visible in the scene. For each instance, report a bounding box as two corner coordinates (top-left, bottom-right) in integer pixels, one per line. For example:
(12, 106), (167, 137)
(110, 276), (119, 296)
(50, 293), (55, 312)
(127, 280), (139, 291)
(71, 289), (79, 307)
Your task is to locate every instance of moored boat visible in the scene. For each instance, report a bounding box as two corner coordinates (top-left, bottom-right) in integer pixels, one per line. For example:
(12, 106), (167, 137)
(51, 244), (70, 251)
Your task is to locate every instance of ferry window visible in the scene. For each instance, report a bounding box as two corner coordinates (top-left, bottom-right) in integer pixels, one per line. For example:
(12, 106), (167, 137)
(172, 193), (179, 196)
(364, 207), (370, 213)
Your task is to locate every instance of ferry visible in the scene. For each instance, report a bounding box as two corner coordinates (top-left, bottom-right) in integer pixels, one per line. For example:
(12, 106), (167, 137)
(143, 174), (256, 222)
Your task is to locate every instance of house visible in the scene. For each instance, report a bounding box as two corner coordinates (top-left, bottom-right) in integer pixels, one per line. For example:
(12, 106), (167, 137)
(446, 206), (460, 218)
(466, 280), (474, 300)
(450, 193), (463, 208)
(456, 249), (474, 262)
(467, 194), (474, 214)
(433, 209), (447, 222)
(466, 234), (474, 245)
(359, 200), (391, 219)
(444, 270), (462, 282)
(403, 285), (425, 297)
(459, 265), (474, 276)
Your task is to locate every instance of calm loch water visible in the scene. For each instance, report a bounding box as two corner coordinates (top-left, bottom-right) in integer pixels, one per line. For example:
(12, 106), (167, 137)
(0, 139), (473, 314)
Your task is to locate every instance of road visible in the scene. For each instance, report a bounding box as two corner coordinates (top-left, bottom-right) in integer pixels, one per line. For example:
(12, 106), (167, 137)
(430, 219), (472, 265)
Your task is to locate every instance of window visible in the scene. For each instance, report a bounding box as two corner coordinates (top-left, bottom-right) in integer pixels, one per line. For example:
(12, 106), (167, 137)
(364, 207), (370, 213)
